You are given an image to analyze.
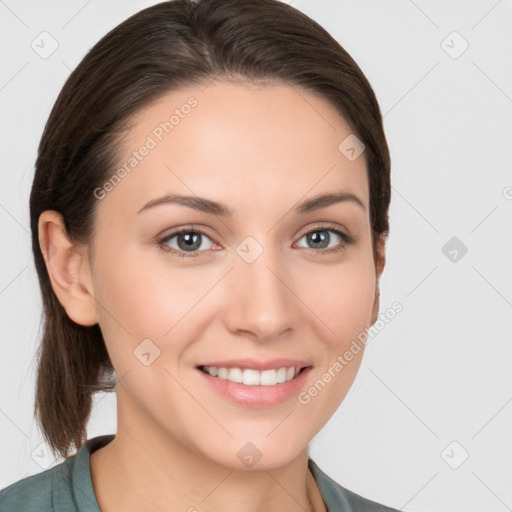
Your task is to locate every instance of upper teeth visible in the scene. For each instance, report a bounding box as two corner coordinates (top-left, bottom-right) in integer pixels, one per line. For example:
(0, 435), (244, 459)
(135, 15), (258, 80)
(203, 366), (300, 386)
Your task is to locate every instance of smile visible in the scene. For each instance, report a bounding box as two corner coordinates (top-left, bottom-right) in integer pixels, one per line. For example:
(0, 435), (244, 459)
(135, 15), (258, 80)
(199, 365), (304, 386)
(196, 364), (313, 408)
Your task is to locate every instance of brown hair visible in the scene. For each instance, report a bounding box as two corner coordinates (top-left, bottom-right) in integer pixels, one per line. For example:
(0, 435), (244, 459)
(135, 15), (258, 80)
(30, 0), (391, 459)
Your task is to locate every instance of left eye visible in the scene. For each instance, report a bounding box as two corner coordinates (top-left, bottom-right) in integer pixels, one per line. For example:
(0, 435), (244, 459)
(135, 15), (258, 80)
(295, 228), (348, 251)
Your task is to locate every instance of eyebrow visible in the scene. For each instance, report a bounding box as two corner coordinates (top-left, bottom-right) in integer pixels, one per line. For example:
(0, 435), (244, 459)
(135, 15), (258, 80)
(136, 191), (366, 216)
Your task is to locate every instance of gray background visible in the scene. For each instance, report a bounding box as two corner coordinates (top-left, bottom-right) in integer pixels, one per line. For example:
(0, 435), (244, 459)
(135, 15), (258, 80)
(1, 1), (511, 511)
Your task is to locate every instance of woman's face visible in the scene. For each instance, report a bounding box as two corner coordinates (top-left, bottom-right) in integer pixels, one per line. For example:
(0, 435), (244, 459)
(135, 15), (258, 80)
(85, 80), (384, 469)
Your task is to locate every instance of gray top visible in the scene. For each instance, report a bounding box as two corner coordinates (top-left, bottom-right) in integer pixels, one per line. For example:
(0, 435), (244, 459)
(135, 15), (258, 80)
(0, 435), (400, 511)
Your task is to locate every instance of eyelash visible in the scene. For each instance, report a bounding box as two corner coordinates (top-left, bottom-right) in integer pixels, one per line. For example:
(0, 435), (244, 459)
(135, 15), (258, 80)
(156, 223), (355, 259)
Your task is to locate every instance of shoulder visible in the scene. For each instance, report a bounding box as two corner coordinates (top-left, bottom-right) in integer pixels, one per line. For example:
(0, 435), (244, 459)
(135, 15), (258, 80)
(0, 458), (70, 511)
(0, 435), (114, 512)
(308, 458), (401, 512)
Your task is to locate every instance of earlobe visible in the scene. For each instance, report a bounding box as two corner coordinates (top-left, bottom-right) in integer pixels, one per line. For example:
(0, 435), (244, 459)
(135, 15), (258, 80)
(38, 210), (98, 326)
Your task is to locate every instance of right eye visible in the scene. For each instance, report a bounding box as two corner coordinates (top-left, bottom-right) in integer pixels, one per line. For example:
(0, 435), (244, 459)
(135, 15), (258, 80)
(157, 228), (220, 258)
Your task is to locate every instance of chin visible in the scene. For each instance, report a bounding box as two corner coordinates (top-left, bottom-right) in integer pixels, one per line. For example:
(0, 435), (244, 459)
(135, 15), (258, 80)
(200, 436), (308, 472)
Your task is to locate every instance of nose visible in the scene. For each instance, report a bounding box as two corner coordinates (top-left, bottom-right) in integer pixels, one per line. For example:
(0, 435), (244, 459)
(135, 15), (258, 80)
(223, 242), (300, 342)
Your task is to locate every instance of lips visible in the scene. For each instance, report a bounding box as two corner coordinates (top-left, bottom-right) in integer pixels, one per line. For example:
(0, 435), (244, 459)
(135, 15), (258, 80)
(196, 364), (313, 407)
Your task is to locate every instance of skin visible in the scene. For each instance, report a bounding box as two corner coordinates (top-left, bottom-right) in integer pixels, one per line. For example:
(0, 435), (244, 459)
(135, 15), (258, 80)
(39, 79), (386, 512)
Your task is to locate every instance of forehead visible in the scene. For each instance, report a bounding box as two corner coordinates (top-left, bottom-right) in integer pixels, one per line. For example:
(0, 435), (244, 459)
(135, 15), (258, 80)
(98, 80), (369, 220)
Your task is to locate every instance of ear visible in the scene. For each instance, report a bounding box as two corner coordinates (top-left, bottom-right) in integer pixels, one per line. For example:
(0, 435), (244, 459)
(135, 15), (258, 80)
(370, 234), (387, 325)
(38, 210), (98, 326)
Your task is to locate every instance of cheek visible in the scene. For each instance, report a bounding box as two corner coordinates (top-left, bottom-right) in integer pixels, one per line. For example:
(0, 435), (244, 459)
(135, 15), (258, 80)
(93, 248), (213, 361)
(91, 248), (173, 361)
(299, 257), (376, 345)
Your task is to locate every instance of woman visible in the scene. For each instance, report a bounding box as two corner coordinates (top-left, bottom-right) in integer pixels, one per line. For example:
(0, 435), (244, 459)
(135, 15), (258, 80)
(0, 0), (398, 510)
